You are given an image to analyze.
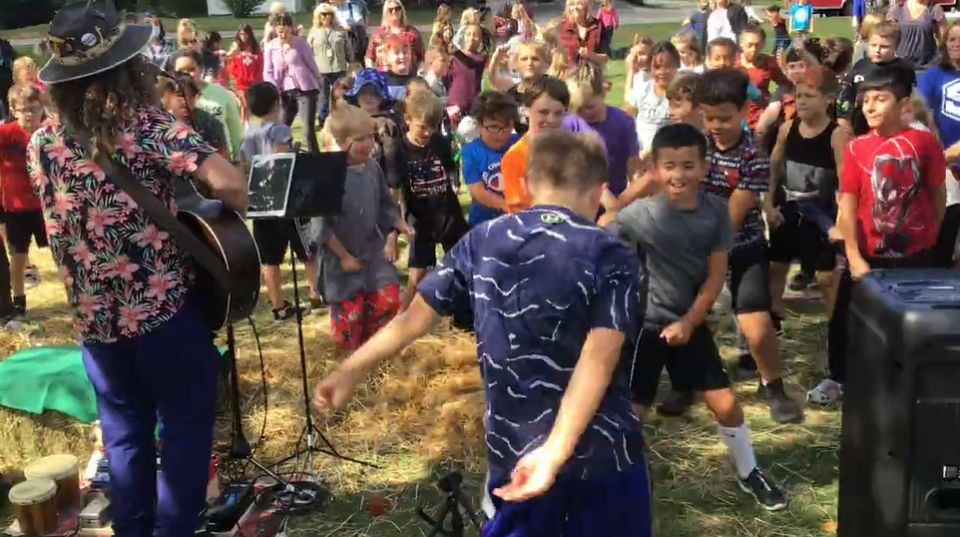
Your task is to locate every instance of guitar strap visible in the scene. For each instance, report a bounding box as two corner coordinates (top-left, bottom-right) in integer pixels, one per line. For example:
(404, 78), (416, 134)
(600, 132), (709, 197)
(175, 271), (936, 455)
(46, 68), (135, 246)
(92, 152), (240, 294)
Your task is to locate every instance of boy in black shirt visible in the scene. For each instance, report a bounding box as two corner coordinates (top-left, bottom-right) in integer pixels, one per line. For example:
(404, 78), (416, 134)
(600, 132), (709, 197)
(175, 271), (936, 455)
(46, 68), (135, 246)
(838, 20), (915, 136)
(398, 90), (469, 312)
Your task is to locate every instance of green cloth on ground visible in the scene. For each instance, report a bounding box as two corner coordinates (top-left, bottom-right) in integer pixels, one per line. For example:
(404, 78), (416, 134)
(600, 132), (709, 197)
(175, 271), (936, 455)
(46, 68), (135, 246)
(0, 345), (229, 424)
(0, 345), (98, 423)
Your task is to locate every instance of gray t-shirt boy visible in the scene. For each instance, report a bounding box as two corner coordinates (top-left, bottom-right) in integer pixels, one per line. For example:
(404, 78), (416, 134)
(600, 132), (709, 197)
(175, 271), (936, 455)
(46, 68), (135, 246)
(610, 193), (733, 324)
(241, 121), (292, 162)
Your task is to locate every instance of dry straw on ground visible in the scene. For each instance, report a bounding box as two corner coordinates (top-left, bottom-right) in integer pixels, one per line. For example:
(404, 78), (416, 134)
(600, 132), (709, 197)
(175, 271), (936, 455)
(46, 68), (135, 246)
(0, 257), (843, 537)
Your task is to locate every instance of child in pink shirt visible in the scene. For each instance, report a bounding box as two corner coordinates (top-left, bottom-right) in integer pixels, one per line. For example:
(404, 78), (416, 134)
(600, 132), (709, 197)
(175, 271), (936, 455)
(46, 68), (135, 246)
(597, 0), (620, 54)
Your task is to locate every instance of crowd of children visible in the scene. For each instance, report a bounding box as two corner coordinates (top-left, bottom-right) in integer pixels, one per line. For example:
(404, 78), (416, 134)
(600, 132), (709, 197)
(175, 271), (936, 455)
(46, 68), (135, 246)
(6, 0), (960, 534)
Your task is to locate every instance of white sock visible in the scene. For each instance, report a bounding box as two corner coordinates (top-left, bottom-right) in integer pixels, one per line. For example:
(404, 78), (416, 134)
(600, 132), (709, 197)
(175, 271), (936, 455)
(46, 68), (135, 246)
(717, 423), (757, 480)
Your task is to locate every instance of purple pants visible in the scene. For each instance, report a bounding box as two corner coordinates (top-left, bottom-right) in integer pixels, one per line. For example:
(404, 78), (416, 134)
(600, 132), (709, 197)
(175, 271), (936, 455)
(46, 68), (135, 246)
(481, 464), (654, 537)
(81, 298), (219, 537)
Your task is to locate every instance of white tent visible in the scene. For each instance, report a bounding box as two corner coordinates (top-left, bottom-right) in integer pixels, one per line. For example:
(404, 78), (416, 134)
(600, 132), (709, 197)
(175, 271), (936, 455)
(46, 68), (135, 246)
(205, 0), (304, 17)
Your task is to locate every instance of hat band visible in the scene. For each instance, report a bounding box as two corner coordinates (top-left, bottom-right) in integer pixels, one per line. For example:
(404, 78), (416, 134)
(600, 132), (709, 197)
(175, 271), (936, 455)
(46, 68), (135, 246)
(49, 23), (125, 67)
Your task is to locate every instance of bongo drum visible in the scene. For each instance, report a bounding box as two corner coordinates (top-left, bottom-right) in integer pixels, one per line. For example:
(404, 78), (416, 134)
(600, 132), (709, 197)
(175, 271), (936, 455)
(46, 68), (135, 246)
(24, 454), (81, 510)
(8, 479), (58, 537)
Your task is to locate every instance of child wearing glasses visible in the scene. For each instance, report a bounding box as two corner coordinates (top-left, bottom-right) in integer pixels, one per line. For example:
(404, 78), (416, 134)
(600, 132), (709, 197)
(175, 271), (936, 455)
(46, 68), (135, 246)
(461, 91), (521, 227)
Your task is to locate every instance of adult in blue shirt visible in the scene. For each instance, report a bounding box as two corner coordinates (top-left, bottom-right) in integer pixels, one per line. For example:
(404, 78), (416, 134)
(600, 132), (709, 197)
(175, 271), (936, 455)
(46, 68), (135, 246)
(315, 131), (651, 537)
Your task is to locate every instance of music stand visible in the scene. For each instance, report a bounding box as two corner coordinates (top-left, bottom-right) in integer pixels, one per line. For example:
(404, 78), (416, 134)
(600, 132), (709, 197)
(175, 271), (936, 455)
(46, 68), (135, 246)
(245, 151), (378, 474)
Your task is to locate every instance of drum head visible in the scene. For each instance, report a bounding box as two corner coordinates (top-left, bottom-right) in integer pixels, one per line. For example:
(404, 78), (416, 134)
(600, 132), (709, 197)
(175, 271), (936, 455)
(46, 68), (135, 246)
(8, 478), (56, 505)
(24, 454), (79, 481)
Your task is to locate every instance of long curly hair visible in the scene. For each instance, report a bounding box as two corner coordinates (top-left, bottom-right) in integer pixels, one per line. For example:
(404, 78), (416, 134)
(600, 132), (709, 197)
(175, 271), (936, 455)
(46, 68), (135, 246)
(47, 55), (160, 157)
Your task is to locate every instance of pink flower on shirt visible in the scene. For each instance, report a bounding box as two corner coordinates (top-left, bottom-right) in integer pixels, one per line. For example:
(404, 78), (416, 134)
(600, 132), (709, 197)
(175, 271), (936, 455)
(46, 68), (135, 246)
(167, 151), (200, 175)
(135, 224), (169, 250)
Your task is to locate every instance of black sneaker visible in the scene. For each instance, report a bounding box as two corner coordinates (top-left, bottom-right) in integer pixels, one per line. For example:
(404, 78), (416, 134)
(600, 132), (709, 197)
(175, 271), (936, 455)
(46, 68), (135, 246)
(738, 468), (788, 511)
(733, 352), (758, 381)
(272, 301), (307, 321)
(657, 390), (694, 417)
(12, 295), (26, 318)
(759, 384), (805, 424)
(788, 270), (816, 292)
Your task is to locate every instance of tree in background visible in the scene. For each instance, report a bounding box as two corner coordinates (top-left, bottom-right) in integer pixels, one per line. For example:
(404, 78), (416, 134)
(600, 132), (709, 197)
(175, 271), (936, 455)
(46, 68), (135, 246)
(222, 0), (265, 18)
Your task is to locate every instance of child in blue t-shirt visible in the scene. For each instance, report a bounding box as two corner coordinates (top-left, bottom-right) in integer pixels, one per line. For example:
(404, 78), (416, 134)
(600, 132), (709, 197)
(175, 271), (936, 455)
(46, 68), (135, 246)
(461, 91), (521, 227)
(788, 0), (814, 34)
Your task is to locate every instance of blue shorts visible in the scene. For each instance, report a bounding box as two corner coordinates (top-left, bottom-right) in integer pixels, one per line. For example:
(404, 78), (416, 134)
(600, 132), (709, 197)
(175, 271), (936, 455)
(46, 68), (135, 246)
(481, 465), (653, 537)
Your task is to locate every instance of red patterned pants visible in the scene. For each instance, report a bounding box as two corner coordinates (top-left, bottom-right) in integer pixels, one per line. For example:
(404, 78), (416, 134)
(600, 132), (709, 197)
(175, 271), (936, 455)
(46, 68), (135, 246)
(330, 283), (400, 351)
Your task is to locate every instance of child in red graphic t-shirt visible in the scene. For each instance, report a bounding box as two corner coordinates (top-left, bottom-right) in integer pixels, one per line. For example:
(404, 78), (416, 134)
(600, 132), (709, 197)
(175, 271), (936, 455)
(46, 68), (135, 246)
(808, 65), (946, 406)
(0, 85), (48, 321)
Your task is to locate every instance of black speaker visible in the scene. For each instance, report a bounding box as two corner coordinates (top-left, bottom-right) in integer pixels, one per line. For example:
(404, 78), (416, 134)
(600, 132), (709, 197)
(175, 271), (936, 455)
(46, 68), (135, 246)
(839, 269), (960, 537)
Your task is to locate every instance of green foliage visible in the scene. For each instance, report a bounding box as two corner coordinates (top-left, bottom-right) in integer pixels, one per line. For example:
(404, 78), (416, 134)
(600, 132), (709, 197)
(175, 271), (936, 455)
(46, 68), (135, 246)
(220, 0), (263, 18)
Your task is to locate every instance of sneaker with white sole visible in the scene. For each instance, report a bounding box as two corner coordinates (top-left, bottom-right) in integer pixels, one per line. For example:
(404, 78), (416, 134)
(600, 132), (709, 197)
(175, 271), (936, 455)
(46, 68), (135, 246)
(738, 468), (788, 511)
(807, 378), (843, 405)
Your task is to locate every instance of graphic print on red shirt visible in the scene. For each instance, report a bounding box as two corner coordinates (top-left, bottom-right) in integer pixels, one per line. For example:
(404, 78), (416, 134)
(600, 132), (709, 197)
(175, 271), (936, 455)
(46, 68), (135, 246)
(230, 50), (264, 91)
(840, 128), (946, 258)
(0, 122), (42, 212)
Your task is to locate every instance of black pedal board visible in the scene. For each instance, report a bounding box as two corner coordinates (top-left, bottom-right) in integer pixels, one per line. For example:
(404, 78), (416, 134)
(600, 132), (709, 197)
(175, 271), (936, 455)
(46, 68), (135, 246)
(203, 482), (256, 533)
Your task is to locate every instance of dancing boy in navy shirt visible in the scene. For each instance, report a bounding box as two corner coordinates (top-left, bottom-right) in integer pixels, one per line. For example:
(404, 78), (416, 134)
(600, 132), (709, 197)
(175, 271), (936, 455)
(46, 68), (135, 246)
(315, 131), (651, 537)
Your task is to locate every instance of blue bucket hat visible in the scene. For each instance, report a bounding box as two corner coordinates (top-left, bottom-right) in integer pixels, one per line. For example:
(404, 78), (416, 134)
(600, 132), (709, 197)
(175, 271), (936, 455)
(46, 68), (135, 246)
(346, 68), (391, 102)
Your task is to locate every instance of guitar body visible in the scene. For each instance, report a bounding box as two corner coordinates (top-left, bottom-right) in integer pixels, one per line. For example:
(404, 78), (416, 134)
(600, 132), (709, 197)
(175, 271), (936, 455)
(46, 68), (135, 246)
(177, 195), (261, 331)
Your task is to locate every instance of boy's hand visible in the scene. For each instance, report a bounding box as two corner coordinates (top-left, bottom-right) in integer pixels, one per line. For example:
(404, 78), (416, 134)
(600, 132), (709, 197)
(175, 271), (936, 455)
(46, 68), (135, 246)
(848, 256), (871, 281)
(661, 318), (694, 346)
(314, 367), (361, 411)
(384, 237), (399, 263)
(341, 254), (362, 273)
(600, 184), (620, 212)
(827, 226), (843, 243)
(764, 203), (784, 229)
(493, 445), (566, 502)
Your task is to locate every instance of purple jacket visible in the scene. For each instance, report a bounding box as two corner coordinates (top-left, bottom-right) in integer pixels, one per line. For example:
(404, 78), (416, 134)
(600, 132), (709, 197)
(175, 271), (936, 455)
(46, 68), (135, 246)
(263, 36), (322, 92)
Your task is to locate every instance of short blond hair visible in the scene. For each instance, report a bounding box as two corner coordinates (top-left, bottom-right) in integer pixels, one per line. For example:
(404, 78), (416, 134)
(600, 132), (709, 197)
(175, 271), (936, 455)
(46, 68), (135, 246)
(12, 57), (37, 83)
(403, 90), (443, 125)
(269, 2), (287, 15)
(859, 12), (885, 42)
(7, 84), (44, 109)
(460, 7), (479, 26)
(327, 105), (375, 142)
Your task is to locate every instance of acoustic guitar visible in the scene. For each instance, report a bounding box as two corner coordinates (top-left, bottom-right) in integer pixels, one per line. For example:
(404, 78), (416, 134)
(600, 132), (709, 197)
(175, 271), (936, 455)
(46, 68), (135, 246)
(176, 182), (262, 331)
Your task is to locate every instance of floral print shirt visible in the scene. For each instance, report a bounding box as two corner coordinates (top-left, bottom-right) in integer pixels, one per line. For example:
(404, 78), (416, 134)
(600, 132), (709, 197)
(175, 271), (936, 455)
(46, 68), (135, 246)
(27, 106), (215, 343)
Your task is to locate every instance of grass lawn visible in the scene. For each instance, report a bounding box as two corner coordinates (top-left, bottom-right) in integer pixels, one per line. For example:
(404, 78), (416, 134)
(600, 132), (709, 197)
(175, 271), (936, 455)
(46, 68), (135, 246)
(0, 17), (857, 537)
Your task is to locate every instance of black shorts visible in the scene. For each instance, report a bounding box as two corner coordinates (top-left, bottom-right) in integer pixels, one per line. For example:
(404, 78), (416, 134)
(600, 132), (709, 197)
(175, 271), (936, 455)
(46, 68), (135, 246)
(252, 219), (309, 266)
(728, 244), (772, 315)
(627, 322), (731, 406)
(767, 205), (836, 272)
(5, 210), (48, 254)
(407, 218), (469, 269)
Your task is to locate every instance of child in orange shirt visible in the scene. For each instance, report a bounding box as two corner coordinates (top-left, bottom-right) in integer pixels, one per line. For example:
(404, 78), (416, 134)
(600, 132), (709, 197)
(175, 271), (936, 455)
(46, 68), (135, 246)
(501, 77), (570, 213)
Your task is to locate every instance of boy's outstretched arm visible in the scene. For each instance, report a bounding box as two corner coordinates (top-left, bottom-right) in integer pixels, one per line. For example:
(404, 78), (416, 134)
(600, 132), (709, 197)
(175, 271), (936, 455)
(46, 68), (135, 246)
(315, 296), (439, 409)
(316, 236), (475, 410)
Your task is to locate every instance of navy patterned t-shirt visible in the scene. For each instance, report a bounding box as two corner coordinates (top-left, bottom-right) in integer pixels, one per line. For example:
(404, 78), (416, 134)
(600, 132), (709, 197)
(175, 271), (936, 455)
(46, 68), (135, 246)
(700, 134), (770, 251)
(417, 206), (646, 483)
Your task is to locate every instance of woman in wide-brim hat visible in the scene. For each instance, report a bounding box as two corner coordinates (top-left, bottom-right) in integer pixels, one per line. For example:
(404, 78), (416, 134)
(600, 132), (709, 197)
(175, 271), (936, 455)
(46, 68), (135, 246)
(34, 2), (246, 535)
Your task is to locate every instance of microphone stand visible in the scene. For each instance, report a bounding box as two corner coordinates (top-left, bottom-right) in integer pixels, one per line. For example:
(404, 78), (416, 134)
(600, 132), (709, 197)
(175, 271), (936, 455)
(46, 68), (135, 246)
(270, 246), (379, 471)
